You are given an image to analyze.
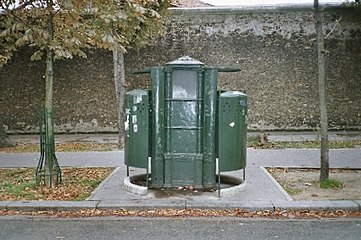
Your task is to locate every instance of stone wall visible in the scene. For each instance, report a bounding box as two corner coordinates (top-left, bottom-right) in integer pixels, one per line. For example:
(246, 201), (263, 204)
(1, 5), (361, 133)
(0, 48), (116, 133)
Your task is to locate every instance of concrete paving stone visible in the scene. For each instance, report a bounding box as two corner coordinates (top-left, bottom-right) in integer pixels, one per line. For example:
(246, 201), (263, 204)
(57, 151), (123, 167)
(0, 153), (39, 168)
(87, 168), (150, 201)
(6, 200), (99, 212)
(272, 200), (360, 211)
(0, 151), (124, 168)
(238, 166), (290, 202)
(9, 132), (361, 145)
(260, 167), (293, 201)
(96, 199), (187, 210)
(186, 200), (275, 211)
(86, 167), (122, 200)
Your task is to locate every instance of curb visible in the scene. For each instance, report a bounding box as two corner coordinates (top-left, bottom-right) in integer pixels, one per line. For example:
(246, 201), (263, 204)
(3, 200), (99, 212)
(1, 199), (360, 212)
(185, 200), (275, 211)
(272, 200), (361, 211)
(96, 199), (187, 210)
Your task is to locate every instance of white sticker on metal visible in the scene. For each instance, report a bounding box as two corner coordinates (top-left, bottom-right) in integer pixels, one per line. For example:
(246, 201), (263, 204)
(132, 115), (137, 124)
(134, 95), (142, 104)
(124, 115), (129, 131)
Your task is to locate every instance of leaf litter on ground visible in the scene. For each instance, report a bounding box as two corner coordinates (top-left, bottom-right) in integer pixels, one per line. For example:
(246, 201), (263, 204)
(0, 208), (361, 219)
(0, 142), (119, 153)
(0, 167), (114, 201)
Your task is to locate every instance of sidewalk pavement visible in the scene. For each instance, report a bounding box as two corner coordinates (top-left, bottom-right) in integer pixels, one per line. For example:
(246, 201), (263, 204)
(0, 132), (361, 212)
(7, 130), (361, 145)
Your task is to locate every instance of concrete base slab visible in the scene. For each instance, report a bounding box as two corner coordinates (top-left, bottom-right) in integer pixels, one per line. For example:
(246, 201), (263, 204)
(124, 175), (148, 196)
(218, 175), (247, 198)
(124, 174), (247, 198)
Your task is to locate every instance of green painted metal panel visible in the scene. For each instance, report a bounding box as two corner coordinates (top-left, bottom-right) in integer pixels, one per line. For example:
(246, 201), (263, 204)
(150, 67), (166, 188)
(163, 67), (204, 187)
(169, 130), (199, 153)
(124, 90), (149, 169)
(170, 101), (198, 127)
(202, 68), (218, 188)
(218, 91), (247, 171)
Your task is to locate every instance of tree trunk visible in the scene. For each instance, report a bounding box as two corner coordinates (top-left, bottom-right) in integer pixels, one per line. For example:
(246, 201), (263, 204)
(0, 120), (12, 147)
(314, 0), (329, 181)
(113, 49), (126, 148)
(44, 5), (56, 187)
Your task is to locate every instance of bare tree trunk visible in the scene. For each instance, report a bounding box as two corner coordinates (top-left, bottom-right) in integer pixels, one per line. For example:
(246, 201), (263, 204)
(113, 49), (126, 148)
(314, 0), (329, 181)
(0, 120), (12, 147)
(44, 48), (55, 187)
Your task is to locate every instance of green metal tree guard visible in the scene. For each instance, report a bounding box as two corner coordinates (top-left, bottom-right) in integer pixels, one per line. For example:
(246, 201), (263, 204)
(35, 109), (61, 186)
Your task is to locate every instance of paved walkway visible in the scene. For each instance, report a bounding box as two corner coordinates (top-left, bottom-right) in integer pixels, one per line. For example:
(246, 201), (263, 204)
(7, 131), (361, 144)
(0, 133), (360, 212)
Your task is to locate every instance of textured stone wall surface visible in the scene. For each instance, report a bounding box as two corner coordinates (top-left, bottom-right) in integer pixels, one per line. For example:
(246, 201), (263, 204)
(1, 6), (360, 133)
(0, 48), (116, 133)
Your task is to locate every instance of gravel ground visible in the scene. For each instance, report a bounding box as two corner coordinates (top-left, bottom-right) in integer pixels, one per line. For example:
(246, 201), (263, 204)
(269, 168), (361, 201)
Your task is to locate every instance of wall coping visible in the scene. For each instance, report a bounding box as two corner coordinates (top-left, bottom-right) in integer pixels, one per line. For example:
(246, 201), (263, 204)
(169, 3), (347, 14)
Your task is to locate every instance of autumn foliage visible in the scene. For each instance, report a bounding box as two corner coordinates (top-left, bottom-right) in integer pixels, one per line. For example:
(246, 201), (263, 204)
(0, 0), (171, 65)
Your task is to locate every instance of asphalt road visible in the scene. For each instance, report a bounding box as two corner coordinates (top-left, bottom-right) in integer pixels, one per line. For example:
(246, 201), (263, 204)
(1, 216), (361, 240)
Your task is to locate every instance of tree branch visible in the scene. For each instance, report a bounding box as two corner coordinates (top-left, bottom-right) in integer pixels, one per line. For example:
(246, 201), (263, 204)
(324, 17), (342, 40)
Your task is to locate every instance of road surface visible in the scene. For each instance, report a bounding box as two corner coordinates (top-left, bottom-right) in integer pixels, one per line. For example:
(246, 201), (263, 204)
(1, 216), (361, 240)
